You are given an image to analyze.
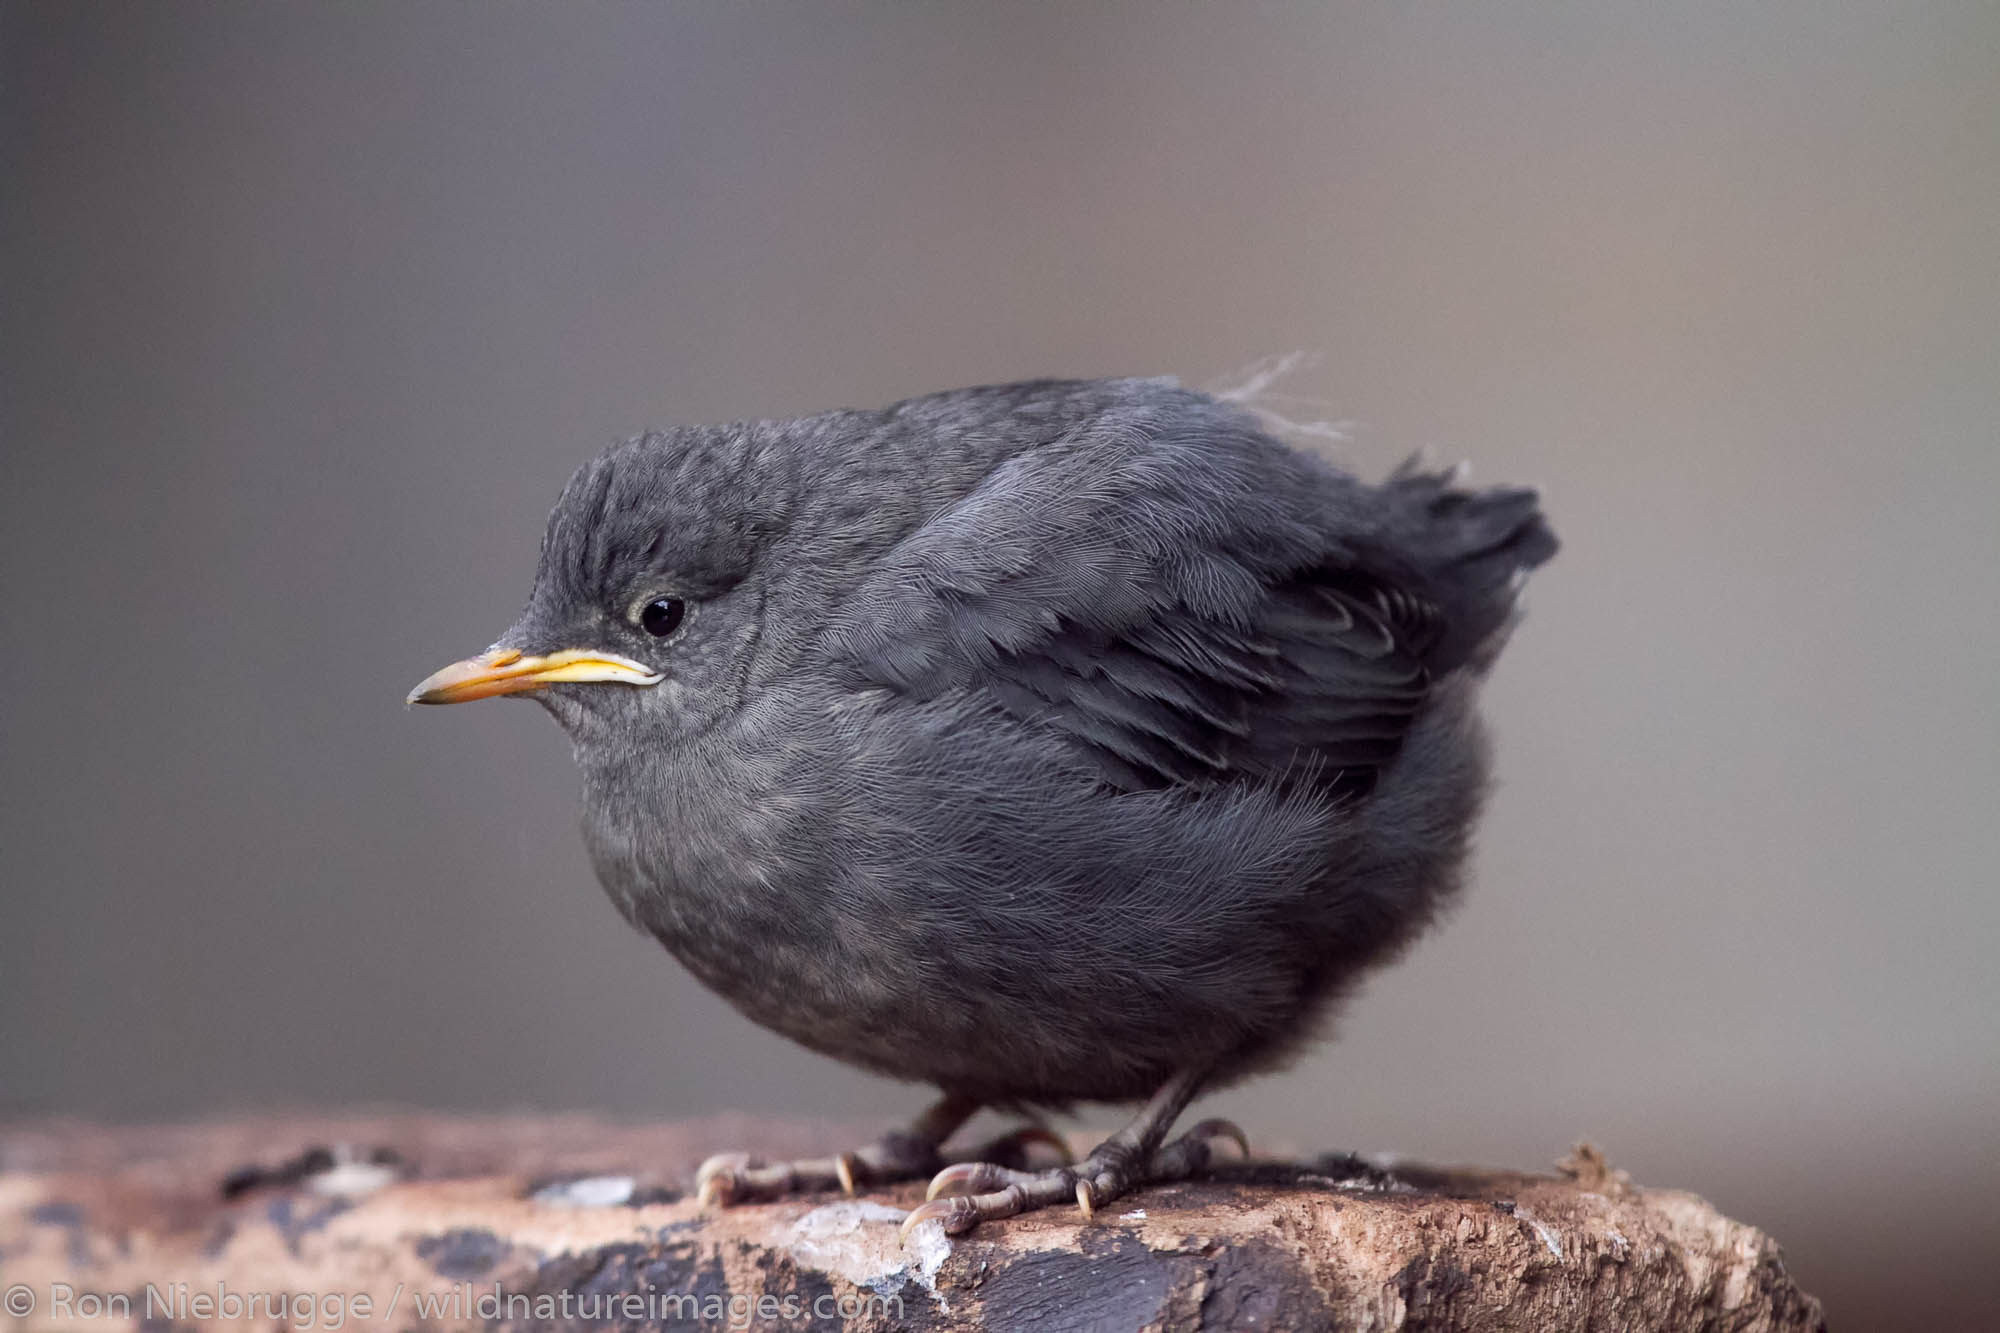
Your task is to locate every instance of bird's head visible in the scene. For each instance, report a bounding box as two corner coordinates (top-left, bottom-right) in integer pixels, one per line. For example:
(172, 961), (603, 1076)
(407, 426), (793, 746)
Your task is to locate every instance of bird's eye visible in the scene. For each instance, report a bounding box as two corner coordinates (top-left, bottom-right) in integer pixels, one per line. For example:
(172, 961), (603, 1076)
(639, 597), (686, 638)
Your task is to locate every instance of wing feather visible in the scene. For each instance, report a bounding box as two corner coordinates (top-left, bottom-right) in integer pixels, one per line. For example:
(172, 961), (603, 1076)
(823, 414), (1441, 797)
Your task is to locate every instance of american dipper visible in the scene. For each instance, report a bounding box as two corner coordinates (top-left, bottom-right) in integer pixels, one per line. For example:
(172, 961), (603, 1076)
(409, 377), (1556, 1235)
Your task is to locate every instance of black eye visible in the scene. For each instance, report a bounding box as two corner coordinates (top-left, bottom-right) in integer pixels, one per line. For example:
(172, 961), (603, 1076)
(639, 597), (686, 637)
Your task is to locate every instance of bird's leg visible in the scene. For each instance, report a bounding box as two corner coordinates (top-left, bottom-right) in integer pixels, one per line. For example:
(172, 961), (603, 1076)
(903, 1068), (1248, 1238)
(696, 1093), (997, 1206)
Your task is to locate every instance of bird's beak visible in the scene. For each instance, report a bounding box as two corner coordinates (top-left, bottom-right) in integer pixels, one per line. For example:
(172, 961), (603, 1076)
(406, 647), (663, 705)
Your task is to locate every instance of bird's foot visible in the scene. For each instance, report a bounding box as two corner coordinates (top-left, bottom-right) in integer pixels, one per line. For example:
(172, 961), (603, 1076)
(694, 1094), (1065, 1207)
(901, 1116), (1248, 1238)
(695, 1133), (928, 1207)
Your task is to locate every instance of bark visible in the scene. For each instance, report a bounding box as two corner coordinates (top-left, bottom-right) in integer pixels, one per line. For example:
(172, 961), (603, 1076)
(0, 1115), (1825, 1332)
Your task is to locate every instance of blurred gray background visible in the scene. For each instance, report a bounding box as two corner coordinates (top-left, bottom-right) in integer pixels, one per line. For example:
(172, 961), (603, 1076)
(4, 3), (1995, 1327)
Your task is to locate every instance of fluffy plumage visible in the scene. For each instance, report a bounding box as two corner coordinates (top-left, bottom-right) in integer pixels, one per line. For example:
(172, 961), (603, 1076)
(464, 377), (1554, 1108)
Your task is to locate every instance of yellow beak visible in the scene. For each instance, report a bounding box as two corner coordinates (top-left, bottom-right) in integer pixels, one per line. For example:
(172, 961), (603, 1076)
(406, 647), (663, 705)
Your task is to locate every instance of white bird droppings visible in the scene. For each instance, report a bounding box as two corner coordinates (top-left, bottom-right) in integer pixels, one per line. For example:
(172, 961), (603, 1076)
(531, 1175), (637, 1208)
(789, 1201), (950, 1302)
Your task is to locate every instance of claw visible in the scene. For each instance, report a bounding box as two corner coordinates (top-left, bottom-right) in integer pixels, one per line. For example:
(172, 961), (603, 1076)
(980, 1123), (1075, 1167)
(695, 1152), (748, 1188)
(1074, 1179), (1095, 1220)
(925, 1161), (1005, 1201)
(694, 1152), (751, 1209)
(1025, 1125), (1076, 1165)
(901, 1196), (977, 1241)
(834, 1152), (859, 1197)
(1187, 1118), (1251, 1160)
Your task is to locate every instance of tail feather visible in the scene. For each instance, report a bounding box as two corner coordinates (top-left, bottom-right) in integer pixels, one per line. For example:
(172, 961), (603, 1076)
(1381, 456), (1558, 673)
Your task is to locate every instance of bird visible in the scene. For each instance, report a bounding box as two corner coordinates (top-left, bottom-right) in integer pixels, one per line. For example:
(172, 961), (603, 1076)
(407, 376), (1557, 1236)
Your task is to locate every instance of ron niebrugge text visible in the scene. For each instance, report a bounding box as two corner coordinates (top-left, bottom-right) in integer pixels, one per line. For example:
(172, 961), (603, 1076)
(9, 1280), (904, 1327)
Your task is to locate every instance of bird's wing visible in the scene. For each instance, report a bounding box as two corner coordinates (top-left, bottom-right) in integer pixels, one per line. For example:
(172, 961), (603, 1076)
(822, 419), (1440, 795)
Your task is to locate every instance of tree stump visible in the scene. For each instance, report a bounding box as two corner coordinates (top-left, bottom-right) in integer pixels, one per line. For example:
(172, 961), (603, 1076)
(0, 1114), (1824, 1331)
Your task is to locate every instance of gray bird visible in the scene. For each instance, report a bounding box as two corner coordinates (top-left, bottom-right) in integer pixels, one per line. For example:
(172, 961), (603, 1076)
(408, 377), (1556, 1235)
